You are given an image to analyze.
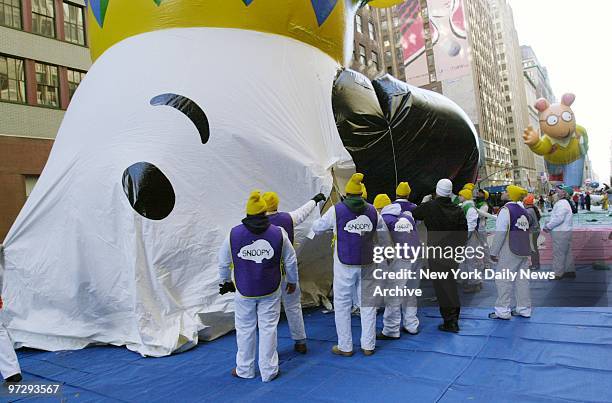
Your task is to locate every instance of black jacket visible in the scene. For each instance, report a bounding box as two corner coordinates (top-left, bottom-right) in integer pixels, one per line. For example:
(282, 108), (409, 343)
(412, 196), (468, 249)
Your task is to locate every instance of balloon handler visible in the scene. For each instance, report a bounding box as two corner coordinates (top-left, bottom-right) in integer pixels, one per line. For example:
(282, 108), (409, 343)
(261, 191), (327, 354)
(217, 191), (298, 382)
(311, 173), (391, 356)
(522, 93), (588, 187)
(488, 185), (532, 320)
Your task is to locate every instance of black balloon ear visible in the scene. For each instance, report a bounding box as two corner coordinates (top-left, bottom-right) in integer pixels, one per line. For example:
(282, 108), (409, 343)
(122, 162), (175, 220)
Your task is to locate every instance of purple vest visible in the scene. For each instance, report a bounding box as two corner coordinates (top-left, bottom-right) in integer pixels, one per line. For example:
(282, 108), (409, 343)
(383, 213), (420, 259)
(505, 203), (531, 257)
(335, 202), (378, 265)
(230, 224), (283, 297)
(268, 212), (294, 244)
(394, 200), (417, 213)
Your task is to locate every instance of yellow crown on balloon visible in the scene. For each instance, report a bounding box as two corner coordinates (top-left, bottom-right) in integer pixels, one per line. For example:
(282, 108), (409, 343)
(87, 0), (403, 62)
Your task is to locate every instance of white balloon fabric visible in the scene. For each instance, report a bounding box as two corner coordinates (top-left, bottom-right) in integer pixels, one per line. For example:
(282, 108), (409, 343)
(1, 28), (353, 356)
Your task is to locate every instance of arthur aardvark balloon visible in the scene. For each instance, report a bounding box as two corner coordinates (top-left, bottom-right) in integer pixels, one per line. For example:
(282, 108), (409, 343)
(522, 93), (588, 187)
(1, 0), (408, 356)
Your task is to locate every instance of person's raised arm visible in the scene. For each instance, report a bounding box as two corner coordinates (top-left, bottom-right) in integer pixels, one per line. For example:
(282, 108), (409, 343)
(311, 206), (335, 235)
(289, 198), (319, 227)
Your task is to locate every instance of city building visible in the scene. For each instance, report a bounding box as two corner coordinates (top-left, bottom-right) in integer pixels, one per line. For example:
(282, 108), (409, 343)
(489, 0), (536, 190)
(521, 45), (555, 102)
(0, 0), (91, 240)
(401, 0), (511, 187)
(350, 4), (385, 80)
(377, 4), (405, 81)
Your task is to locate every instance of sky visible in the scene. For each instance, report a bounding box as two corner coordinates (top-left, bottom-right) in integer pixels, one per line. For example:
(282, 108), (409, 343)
(508, 0), (611, 184)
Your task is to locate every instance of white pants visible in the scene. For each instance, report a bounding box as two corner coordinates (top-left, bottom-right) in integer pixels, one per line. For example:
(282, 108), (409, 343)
(382, 259), (419, 337)
(459, 233), (485, 286)
(494, 250), (532, 319)
(281, 277), (306, 341)
(0, 324), (20, 379)
(333, 263), (376, 352)
(551, 231), (574, 276)
(382, 304), (419, 337)
(480, 229), (493, 269)
(234, 291), (281, 382)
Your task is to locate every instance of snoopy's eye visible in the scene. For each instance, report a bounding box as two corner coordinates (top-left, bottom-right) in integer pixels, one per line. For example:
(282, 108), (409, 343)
(561, 111), (573, 122)
(546, 115), (558, 126)
(122, 162), (175, 220)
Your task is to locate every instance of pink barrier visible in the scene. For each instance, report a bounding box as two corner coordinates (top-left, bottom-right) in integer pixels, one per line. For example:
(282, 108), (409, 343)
(537, 228), (612, 264)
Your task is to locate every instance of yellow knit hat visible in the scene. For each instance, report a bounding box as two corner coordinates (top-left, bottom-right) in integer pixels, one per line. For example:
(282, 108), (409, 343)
(482, 190), (490, 200)
(396, 182), (411, 197)
(373, 194), (391, 209)
(246, 190), (267, 215)
(361, 183), (368, 199)
(463, 183), (475, 191)
(458, 189), (473, 200)
(345, 173), (364, 195)
(262, 192), (279, 213)
(507, 185), (527, 202)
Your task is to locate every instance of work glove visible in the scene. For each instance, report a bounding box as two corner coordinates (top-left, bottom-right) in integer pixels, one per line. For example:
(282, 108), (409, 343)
(312, 193), (326, 204)
(219, 282), (236, 295)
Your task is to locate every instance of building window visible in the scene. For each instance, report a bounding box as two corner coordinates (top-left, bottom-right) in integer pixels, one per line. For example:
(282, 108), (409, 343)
(25, 175), (39, 198)
(35, 62), (59, 107)
(67, 68), (85, 100)
(0, 0), (22, 29)
(0, 55), (26, 103)
(63, 1), (85, 45)
(356, 14), (363, 33)
(368, 21), (375, 40)
(359, 45), (366, 65)
(371, 51), (379, 70)
(32, 0), (55, 38)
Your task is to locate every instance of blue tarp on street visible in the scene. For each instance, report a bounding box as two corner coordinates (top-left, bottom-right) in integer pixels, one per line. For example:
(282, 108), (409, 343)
(9, 264), (612, 402)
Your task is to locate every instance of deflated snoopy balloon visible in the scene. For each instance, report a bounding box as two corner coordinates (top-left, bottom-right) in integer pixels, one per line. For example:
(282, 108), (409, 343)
(1, 0), (403, 356)
(522, 93), (588, 187)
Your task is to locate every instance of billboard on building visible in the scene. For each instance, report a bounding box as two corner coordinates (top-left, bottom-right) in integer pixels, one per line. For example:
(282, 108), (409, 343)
(427, 0), (470, 82)
(398, 0), (430, 86)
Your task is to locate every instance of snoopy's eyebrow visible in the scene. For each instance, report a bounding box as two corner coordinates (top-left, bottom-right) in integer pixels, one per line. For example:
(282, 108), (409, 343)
(150, 93), (210, 144)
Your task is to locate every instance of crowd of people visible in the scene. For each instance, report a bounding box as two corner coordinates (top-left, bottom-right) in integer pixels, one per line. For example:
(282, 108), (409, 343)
(0, 174), (582, 384)
(218, 174), (577, 382)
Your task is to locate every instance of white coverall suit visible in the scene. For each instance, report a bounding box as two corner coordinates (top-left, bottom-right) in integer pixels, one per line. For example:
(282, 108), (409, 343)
(312, 205), (390, 353)
(268, 200), (317, 343)
(380, 204), (420, 337)
(477, 203), (495, 269)
(218, 228), (298, 382)
(544, 198), (574, 277)
(491, 204), (532, 319)
(459, 201), (484, 287)
(0, 245), (21, 380)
